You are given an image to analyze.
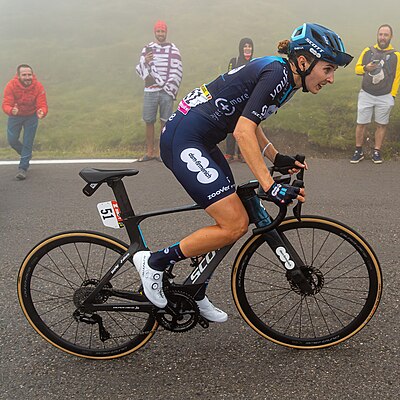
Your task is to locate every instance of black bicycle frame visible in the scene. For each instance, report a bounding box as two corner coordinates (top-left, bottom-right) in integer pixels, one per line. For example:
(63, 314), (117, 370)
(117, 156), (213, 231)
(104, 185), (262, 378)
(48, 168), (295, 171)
(81, 175), (308, 311)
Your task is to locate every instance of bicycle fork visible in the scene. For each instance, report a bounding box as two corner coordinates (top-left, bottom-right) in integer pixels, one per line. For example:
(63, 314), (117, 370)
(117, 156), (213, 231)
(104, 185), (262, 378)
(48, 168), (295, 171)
(242, 190), (313, 295)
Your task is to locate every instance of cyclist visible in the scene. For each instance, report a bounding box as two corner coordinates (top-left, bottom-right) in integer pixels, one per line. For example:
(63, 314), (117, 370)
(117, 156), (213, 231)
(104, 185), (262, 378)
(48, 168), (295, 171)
(134, 23), (353, 322)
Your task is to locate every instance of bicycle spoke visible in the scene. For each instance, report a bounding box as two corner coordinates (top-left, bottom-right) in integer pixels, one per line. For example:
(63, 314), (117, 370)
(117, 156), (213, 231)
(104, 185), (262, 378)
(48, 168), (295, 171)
(234, 218), (381, 348)
(43, 254), (78, 290)
(19, 233), (157, 358)
(59, 245), (85, 282)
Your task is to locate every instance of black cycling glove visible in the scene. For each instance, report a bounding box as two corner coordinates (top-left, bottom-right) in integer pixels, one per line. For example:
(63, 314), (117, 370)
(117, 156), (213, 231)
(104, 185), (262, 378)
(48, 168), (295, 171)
(273, 153), (299, 174)
(265, 182), (300, 205)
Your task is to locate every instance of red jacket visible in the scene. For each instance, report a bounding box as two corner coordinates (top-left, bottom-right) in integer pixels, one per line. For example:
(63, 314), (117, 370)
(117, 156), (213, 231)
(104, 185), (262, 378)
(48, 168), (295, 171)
(2, 74), (48, 117)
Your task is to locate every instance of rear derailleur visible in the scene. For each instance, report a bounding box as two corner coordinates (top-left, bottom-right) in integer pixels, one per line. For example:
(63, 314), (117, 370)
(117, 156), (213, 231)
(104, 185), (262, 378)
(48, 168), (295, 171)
(73, 310), (111, 342)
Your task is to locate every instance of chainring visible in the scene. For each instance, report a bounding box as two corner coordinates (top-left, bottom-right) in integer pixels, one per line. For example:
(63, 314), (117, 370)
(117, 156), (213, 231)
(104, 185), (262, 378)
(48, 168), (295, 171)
(156, 289), (200, 333)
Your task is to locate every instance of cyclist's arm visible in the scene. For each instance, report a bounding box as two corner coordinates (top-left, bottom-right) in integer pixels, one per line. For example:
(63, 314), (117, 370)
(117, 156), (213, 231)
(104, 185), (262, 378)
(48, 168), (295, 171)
(233, 116), (275, 192)
(255, 124), (278, 162)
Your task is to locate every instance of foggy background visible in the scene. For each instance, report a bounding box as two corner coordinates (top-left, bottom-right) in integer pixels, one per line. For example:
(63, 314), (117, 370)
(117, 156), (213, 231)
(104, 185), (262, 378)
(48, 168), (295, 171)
(0, 0), (399, 156)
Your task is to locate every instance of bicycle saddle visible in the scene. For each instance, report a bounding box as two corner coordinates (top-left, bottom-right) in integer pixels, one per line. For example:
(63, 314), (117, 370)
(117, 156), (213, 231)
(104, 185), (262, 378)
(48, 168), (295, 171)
(79, 168), (139, 183)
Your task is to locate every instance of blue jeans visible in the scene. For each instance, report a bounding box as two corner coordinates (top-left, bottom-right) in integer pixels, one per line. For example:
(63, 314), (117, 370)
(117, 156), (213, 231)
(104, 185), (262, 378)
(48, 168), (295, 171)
(7, 114), (38, 171)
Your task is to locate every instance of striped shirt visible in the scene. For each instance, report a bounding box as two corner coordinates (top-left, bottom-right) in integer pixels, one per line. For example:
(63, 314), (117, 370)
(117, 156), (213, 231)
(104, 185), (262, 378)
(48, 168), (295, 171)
(136, 42), (183, 100)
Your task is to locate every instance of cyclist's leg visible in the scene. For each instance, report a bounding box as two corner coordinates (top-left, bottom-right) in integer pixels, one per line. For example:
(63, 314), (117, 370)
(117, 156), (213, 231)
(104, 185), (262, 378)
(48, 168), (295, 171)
(135, 115), (249, 315)
(159, 111), (248, 259)
(162, 134), (249, 257)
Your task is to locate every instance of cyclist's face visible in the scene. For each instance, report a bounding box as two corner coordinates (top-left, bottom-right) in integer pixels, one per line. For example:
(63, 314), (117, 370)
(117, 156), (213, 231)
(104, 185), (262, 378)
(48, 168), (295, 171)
(306, 61), (337, 94)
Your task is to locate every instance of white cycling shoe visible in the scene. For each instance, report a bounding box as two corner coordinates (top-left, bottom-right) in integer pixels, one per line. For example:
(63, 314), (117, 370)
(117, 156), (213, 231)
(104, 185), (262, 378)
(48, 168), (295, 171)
(133, 251), (167, 308)
(196, 296), (228, 323)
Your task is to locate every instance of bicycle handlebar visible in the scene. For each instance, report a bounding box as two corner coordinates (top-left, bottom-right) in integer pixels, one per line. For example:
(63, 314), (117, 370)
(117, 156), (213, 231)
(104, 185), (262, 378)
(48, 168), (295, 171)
(252, 154), (305, 235)
(252, 201), (287, 234)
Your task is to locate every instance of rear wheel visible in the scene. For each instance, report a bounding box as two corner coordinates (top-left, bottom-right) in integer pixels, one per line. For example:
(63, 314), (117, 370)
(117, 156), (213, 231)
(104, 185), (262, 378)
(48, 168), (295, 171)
(232, 216), (382, 349)
(18, 231), (158, 359)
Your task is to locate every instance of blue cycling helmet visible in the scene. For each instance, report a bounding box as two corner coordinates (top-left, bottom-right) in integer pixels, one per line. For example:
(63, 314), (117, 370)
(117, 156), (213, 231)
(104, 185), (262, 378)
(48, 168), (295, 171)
(289, 23), (353, 92)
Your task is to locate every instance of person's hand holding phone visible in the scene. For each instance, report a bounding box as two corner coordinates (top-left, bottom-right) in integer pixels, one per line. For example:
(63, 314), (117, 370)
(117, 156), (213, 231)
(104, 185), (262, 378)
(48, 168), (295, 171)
(364, 59), (380, 72)
(144, 46), (154, 64)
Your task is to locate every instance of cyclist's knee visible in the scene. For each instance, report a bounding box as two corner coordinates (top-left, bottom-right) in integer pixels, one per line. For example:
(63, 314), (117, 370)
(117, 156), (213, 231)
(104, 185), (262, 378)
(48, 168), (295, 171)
(225, 216), (248, 243)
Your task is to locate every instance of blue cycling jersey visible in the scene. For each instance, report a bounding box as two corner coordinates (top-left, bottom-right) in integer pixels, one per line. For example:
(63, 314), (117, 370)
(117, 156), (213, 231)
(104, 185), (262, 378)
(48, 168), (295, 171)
(160, 56), (298, 209)
(177, 56), (298, 143)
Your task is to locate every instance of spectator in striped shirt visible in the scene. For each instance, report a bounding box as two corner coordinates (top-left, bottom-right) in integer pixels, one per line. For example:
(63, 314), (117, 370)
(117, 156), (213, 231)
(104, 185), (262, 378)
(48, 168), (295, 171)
(136, 20), (183, 162)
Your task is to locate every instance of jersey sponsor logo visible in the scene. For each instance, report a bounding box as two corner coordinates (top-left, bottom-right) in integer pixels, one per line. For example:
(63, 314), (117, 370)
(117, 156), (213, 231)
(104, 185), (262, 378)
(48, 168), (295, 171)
(207, 184), (233, 200)
(270, 67), (289, 101)
(252, 104), (277, 120)
(180, 148), (219, 184)
(215, 98), (236, 116)
(211, 93), (250, 120)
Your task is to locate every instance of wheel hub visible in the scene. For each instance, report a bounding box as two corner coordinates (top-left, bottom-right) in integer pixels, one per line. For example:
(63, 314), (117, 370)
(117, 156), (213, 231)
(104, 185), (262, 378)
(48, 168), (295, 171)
(73, 279), (112, 307)
(289, 266), (324, 296)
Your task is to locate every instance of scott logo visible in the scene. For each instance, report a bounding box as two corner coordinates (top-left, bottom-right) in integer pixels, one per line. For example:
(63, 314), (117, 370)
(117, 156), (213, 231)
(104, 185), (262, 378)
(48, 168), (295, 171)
(305, 37), (325, 54)
(190, 251), (216, 283)
(275, 246), (295, 270)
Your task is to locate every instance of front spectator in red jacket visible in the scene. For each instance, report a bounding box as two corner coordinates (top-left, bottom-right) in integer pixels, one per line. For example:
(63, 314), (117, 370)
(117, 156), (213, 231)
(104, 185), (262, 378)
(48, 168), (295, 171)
(2, 64), (48, 180)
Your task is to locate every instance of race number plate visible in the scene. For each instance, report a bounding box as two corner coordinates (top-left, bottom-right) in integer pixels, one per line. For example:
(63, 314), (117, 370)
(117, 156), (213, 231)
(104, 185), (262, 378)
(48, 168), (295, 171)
(97, 201), (124, 229)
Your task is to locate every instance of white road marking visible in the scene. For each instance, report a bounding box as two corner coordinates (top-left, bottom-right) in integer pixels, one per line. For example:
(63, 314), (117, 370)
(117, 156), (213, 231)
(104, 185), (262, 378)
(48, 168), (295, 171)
(0, 159), (137, 165)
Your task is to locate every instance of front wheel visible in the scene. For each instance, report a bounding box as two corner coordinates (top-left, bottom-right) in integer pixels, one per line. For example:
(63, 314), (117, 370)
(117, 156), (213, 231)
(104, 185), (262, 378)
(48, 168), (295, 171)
(18, 231), (158, 359)
(232, 216), (382, 349)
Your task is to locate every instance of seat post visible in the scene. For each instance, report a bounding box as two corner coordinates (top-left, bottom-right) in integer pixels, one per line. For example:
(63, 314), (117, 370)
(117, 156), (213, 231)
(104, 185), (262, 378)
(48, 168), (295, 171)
(108, 179), (135, 220)
(107, 178), (146, 246)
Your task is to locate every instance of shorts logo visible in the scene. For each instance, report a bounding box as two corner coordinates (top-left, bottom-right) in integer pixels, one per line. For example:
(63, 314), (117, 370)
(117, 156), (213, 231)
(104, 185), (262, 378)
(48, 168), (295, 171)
(180, 148), (219, 184)
(207, 185), (232, 200)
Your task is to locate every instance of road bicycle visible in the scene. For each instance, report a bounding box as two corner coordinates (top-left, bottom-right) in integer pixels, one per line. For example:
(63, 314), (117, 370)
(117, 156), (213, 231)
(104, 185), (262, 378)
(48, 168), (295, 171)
(17, 158), (382, 359)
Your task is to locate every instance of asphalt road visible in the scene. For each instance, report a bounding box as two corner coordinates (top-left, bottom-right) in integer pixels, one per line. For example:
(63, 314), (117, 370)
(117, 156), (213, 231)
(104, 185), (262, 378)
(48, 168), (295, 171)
(1, 158), (399, 400)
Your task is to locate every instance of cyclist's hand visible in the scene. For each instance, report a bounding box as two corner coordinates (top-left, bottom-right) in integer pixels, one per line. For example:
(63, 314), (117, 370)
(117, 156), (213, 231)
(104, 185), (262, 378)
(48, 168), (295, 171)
(265, 182), (305, 205)
(274, 153), (307, 174)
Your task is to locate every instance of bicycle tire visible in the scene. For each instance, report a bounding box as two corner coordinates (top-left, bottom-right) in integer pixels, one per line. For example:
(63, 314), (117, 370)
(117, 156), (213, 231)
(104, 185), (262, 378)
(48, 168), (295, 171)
(232, 216), (382, 349)
(18, 231), (158, 359)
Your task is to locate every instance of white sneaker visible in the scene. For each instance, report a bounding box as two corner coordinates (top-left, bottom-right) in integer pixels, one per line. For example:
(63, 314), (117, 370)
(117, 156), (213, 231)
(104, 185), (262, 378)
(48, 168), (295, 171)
(196, 296), (228, 323)
(133, 251), (167, 308)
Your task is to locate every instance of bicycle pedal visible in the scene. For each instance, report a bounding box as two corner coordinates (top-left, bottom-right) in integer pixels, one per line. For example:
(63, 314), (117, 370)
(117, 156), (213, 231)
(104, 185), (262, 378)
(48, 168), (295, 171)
(198, 316), (209, 329)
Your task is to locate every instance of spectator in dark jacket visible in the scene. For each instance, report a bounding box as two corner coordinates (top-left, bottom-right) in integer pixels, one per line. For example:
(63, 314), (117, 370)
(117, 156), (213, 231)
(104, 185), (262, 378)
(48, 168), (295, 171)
(2, 64), (48, 180)
(225, 38), (254, 162)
